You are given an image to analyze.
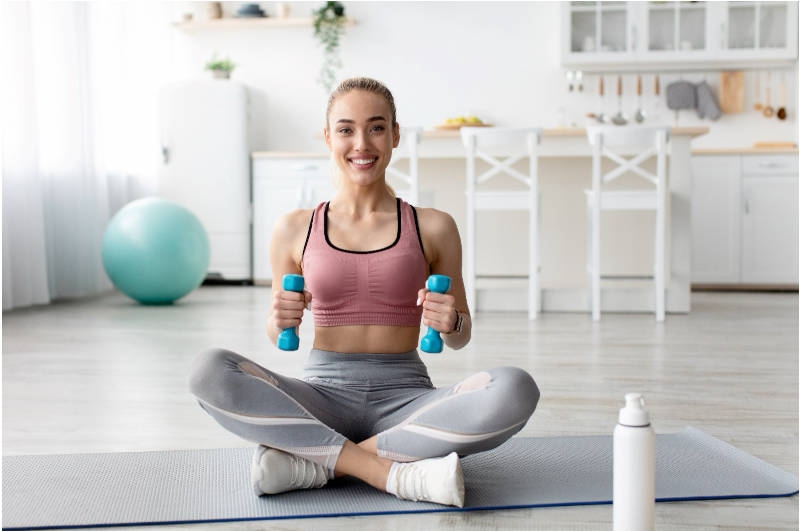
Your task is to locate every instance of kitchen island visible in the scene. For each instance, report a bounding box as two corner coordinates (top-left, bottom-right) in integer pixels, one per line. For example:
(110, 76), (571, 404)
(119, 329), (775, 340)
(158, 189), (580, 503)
(252, 126), (708, 314)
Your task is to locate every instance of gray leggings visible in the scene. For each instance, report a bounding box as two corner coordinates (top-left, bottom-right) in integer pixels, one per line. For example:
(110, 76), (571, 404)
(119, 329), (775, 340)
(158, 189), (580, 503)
(189, 348), (539, 474)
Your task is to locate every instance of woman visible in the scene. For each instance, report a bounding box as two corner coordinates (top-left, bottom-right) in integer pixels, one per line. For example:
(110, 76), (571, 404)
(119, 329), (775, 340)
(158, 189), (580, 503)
(189, 77), (539, 508)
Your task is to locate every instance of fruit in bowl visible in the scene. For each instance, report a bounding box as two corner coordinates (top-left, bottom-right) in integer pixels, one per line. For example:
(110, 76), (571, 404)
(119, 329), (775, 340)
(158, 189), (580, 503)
(445, 115), (484, 125)
(437, 115), (489, 129)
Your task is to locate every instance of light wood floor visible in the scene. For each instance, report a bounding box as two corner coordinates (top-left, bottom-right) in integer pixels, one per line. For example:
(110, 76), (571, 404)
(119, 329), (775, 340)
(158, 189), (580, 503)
(3, 287), (797, 530)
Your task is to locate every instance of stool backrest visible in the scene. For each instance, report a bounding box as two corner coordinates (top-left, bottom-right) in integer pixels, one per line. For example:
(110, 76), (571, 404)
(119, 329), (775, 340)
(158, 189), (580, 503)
(387, 126), (422, 204)
(586, 125), (670, 187)
(460, 127), (542, 188)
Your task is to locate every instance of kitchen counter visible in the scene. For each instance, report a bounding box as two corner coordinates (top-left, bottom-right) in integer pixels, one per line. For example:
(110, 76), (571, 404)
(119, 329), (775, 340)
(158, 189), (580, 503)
(422, 126), (708, 139)
(419, 126), (705, 313)
(692, 146), (798, 154)
(252, 126), (708, 314)
(411, 126), (708, 159)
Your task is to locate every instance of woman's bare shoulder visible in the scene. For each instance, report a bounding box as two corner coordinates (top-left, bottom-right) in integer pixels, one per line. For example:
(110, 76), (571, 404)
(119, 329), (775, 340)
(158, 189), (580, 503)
(272, 208), (316, 238)
(269, 207), (317, 270)
(414, 206), (458, 236)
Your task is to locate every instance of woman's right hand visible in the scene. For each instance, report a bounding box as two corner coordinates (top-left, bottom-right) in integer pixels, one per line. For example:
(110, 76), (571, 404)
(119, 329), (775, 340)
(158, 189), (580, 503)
(269, 288), (312, 336)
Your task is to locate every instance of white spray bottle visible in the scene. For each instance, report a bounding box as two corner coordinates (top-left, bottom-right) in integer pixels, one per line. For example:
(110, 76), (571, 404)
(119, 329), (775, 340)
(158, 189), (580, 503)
(613, 392), (655, 531)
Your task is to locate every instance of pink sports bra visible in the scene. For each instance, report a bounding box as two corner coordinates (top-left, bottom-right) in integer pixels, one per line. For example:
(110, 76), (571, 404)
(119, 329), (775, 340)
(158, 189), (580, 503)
(301, 199), (428, 327)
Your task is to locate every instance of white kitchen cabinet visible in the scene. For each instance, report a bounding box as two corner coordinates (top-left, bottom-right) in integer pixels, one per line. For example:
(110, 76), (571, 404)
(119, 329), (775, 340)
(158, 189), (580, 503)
(690, 155), (741, 284)
(720, 1), (798, 61)
(740, 156), (799, 284)
(252, 154), (334, 283)
(691, 153), (798, 286)
(562, 1), (797, 70)
(563, 2), (635, 60)
(646, 1), (709, 55)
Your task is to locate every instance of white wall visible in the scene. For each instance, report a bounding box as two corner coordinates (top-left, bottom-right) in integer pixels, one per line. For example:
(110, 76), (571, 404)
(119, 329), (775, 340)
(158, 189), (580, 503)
(168, 1), (797, 152)
(165, 2), (797, 291)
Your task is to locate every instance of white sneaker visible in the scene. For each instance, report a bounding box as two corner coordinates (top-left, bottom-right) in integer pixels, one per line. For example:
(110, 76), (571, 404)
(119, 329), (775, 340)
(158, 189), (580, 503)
(386, 452), (465, 507)
(250, 446), (328, 496)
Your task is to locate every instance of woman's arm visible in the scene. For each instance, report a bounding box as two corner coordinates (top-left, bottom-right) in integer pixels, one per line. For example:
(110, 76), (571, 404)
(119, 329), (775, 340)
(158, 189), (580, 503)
(416, 208), (472, 351)
(266, 209), (313, 346)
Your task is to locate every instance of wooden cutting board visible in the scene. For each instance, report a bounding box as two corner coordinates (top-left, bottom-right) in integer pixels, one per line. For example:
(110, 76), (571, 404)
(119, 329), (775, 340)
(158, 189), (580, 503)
(719, 71), (744, 113)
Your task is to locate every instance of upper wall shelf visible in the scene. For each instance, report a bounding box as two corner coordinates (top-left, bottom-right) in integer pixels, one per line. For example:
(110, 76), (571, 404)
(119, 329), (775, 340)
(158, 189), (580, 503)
(173, 17), (355, 31)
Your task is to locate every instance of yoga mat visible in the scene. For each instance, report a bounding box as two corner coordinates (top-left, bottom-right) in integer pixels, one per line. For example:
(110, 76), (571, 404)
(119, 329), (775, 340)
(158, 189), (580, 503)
(3, 427), (797, 530)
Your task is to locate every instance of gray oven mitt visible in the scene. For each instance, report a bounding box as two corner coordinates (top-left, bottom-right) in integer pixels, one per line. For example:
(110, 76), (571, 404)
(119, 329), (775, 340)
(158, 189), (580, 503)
(666, 80), (696, 110)
(695, 81), (721, 120)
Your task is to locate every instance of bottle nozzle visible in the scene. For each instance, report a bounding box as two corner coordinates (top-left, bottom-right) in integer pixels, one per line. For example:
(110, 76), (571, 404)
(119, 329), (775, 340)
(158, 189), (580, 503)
(619, 392), (651, 426)
(625, 393), (645, 408)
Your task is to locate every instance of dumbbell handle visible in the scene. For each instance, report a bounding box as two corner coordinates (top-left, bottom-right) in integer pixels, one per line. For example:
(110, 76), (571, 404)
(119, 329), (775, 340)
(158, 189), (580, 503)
(419, 274), (451, 354)
(277, 274), (304, 351)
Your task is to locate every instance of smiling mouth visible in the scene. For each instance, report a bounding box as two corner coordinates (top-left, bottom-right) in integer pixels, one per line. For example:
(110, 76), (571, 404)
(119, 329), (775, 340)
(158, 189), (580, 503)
(349, 157), (377, 168)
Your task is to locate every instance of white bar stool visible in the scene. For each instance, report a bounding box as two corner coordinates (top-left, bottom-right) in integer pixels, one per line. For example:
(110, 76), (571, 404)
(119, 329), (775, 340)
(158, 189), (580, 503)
(460, 127), (542, 319)
(585, 125), (670, 321)
(387, 126), (421, 205)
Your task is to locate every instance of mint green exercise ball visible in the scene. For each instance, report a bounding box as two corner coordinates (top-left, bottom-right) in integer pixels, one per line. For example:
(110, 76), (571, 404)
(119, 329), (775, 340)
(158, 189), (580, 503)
(101, 197), (210, 305)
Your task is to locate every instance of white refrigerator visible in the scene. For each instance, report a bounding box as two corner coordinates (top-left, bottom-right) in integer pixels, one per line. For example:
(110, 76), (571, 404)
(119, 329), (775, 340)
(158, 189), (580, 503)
(157, 80), (251, 281)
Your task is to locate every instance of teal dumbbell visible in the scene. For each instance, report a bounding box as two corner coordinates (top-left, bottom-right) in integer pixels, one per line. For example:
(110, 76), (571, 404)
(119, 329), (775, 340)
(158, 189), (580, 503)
(419, 274), (452, 354)
(277, 274), (304, 351)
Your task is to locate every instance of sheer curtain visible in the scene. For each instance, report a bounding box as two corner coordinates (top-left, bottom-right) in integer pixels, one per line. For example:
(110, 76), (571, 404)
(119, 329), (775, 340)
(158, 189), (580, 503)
(1, 2), (171, 310)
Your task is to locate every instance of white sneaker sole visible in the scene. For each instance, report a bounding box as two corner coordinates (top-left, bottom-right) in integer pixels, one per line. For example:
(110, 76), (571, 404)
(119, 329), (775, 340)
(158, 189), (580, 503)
(445, 452), (466, 508)
(250, 445), (269, 496)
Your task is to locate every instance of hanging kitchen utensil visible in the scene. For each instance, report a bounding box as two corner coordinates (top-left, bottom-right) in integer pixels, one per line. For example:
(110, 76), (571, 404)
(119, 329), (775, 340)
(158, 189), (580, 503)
(777, 73), (787, 120)
(566, 70), (574, 92)
(635, 74), (645, 123)
(695, 80), (721, 120)
(754, 72), (763, 111)
(576, 70), (583, 92)
(592, 75), (607, 123)
(666, 76), (696, 124)
(612, 75), (627, 125)
(666, 80), (696, 109)
(762, 72), (774, 117)
(648, 73), (663, 122)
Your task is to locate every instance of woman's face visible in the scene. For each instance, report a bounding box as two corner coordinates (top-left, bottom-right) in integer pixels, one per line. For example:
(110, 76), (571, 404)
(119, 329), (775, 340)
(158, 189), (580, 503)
(324, 89), (400, 190)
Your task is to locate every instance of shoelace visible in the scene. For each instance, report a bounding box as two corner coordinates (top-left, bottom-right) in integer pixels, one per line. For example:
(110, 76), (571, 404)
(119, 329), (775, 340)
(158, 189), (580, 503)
(288, 453), (322, 489)
(398, 462), (429, 501)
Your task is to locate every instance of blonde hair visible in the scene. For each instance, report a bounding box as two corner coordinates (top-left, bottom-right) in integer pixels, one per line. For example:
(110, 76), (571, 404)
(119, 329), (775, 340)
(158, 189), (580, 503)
(325, 76), (397, 129)
(325, 77), (398, 198)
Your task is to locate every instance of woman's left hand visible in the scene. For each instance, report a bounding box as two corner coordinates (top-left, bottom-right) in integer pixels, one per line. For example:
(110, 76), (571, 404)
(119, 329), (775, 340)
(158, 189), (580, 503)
(417, 288), (456, 333)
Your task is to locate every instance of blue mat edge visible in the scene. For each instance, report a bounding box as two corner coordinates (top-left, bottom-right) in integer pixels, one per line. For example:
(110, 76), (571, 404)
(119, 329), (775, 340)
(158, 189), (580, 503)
(5, 493), (799, 531)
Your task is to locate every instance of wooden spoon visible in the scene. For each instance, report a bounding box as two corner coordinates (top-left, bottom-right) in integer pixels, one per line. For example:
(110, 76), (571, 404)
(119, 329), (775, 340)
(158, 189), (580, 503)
(777, 74), (787, 120)
(763, 72), (775, 117)
(593, 75), (607, 123)
(754, 72), (762, 111)
(611, 75), (627, 125)
(635, 75), (645, 123)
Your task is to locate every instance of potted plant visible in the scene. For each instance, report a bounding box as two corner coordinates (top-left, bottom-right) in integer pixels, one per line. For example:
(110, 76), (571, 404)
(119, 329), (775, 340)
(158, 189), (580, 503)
(205, 55), (236, 80)
(312, 2), (347, 92)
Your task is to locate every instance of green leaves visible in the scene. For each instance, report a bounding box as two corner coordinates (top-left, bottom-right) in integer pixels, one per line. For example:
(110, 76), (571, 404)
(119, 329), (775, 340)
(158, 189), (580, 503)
(312, 2), (347, 92)
(204, 54), (236, 74)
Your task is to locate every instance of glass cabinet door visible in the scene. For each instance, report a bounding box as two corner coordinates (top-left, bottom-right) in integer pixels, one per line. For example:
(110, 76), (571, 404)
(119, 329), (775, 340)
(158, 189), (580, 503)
(647, 1), (707, 52)
(728, 1), (788, 50)
(562, 0), (796, 68)
(569, 1), (629, 55)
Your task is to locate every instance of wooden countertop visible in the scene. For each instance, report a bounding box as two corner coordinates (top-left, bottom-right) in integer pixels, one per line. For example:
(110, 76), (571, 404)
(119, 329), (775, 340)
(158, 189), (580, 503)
(422, 126), (709, 139)
(692, 147), (798, 154)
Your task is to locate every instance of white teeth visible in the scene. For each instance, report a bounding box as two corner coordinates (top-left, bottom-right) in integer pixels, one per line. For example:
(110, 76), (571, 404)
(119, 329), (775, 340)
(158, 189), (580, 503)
(352, 158), (375, 164)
